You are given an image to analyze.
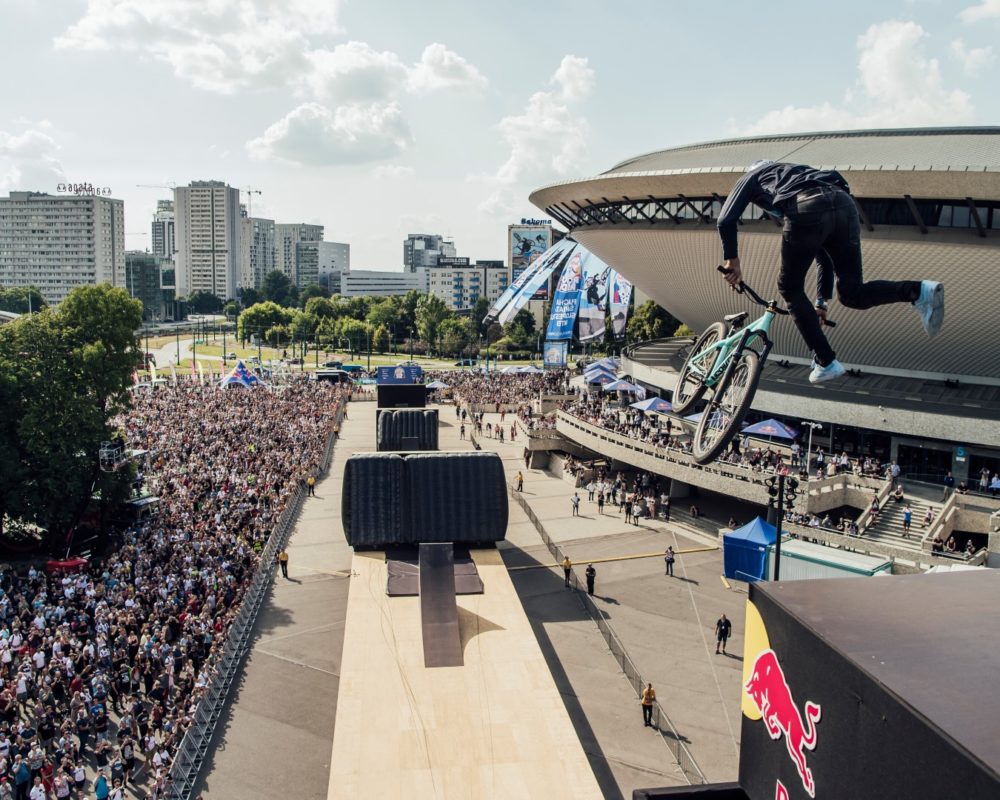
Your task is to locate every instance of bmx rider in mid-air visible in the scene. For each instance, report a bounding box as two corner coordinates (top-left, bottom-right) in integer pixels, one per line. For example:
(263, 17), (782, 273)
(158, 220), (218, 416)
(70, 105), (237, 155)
(716, 160), (944, 384)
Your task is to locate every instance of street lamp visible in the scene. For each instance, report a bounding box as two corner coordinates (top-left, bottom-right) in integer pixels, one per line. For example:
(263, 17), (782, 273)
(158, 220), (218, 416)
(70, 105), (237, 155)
(766, 474), (799, 581)
(801, 421), (823, 477)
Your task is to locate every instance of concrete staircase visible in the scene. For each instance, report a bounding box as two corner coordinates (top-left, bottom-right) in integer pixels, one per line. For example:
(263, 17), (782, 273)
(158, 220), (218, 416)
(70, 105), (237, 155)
(864, 493), (942, 550)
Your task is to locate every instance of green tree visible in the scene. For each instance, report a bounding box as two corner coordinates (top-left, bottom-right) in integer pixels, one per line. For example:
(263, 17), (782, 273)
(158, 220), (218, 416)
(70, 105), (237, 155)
(264, 324), (289, 347)
(626, 300), (680, 341)
(261, 270), (296, 306)
(509, 307), (536, 336)
(289, 311), (316, 342)
(237, 301), (295, 343)
(186, 291), (223, 314)
(366, 298), (399, 332)
(471, 297), (492, 337)
(399, 289), (421, 334)
(342, 296), (371, 321)
(222, 300), (240, 318)
(304, 296), (340, 321)
(240, 287), (261, 307)
(415, 294), (451, 353)
(674, 323), (697, 337)
(0, 286), (47, 314)
(438, 316), (473, 357)
(0, 285), (141, 543)
(372, 324), (391, 353)
(298, 283), (329, 307)
(337, 318), (369, 356)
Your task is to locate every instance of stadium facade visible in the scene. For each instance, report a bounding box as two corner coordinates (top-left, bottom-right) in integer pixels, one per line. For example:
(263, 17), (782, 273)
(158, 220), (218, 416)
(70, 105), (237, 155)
(530, 128), (1000, 479)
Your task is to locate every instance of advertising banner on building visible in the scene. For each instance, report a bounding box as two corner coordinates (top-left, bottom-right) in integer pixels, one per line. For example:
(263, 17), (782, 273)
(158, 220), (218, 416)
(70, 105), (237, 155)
(577, 252), (614, 342)
(485, 239), (569, 323)
(543, 341), (569, 368)
(545, 247), (585, 341)
(497, 241), (575, 326)
(609, 271), (633, 340)
(509, 224), (553, 300)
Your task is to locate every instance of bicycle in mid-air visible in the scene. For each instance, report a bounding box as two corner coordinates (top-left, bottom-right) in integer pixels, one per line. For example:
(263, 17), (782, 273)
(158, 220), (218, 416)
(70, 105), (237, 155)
(672, 266), (835, 465)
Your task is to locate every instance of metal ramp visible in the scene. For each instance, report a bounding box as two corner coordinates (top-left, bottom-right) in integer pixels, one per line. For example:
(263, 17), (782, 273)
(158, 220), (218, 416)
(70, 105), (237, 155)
(418, 543), (463, 668)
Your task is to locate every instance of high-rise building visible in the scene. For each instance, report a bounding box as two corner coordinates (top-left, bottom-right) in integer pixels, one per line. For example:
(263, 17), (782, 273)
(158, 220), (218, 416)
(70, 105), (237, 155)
(174, 181), (241, 299)
(151, 199), (175, 259)
(296, 240), (350, 291)
(239, 217), (275, 292)
(403, 234), (456, 271)
(274, 223), (323, 285)
(419, 263), (508, 311)
(0, 191), (125, 304)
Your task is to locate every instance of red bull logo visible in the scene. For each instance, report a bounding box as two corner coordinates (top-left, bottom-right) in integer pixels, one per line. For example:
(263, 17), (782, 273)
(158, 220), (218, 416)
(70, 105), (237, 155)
(745, 648), (822, 797)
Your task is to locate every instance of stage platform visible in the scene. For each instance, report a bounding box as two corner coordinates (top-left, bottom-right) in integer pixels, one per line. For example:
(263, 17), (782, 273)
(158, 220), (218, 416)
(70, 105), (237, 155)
(328, 547), (603, 799)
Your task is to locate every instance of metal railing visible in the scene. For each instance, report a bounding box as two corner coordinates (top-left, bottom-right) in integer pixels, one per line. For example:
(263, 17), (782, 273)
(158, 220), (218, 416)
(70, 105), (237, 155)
(167, 404), (346, 799)
(507, 486), (707, 786)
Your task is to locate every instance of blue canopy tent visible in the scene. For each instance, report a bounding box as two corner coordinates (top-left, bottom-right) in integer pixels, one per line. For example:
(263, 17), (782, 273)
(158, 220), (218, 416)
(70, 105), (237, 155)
(220, 360), (264, 389)
(742, 418), (799, 441)
(630, 397), (673, 413)
(585, 370), (616, 384)
(584, 365), (616, 378)
(603, 379), (640, 393)
(426, 380), (449, 389)
(723, 517), (777, 583)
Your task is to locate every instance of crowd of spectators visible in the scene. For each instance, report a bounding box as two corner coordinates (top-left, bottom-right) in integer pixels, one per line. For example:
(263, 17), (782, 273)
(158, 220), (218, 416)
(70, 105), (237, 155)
(430, 369), (568, 409)
(0, 380), (345, 799)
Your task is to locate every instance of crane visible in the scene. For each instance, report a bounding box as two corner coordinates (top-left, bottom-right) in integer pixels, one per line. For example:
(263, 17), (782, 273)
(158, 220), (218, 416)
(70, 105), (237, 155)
(241, 186), (262, 218)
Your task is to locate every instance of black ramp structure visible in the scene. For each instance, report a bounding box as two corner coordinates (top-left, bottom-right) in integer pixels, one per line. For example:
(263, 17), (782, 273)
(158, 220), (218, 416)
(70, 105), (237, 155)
(419, 543), (463, 668)
(341, 453), (405, 547)
(386, 546), (484, 597)
(376, 408), (439, 451)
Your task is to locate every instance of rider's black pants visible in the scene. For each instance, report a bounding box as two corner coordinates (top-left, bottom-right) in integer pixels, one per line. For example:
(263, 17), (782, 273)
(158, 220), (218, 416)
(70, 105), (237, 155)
(778, 187), (921, 366)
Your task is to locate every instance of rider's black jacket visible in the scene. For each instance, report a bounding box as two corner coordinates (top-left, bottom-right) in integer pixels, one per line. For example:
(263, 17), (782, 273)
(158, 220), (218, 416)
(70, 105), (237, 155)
(717, 162), (850, 261)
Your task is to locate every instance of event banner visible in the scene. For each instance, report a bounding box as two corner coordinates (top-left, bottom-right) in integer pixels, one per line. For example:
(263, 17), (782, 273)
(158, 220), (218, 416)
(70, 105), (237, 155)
(484, 238), (571, 323)
(543, 340), (569, 368)
(577, 252), (614, 342)
(609, 271), (633, 340)
(509, 224), (553, 299)
(496, 241), (576, 326)
(545, 247), (585, 341)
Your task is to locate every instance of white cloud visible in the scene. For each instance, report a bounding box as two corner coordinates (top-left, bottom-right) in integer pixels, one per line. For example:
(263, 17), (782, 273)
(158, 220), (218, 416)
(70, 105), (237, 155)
(246, 102), (412, 165)
(488, 55), (594, 187)
(959, 0), (1000, 23)
(0, 127), (65, 193)
(55, 0), (339, 93)
(407, 43), (488, 92)
(742, 21), (974, 135)
(303, 42), (408, 102)
(950, 38), (995, 75)
(372, 164), (415, 179)
(478, 188), (517, 217)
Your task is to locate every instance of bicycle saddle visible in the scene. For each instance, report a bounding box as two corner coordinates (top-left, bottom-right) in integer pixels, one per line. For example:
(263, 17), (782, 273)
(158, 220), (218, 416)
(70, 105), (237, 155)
(723, 311), (749, 327)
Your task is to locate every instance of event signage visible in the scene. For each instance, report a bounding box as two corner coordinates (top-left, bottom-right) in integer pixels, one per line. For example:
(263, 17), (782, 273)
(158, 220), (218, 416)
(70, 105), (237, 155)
(509, 223), (554, 300)
(376, 365), (423, 384)
(609, 271), (633, 340)
(545, 248), (585, 341)
(497, 241), (575, 325)
(543, 341), (569, 368)
(577, 252), (614, 342)
(484, 240), (569, 323)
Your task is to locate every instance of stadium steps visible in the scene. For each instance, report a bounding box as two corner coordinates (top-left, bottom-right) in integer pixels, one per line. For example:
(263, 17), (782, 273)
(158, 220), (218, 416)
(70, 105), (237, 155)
(862, 495), (942, 550)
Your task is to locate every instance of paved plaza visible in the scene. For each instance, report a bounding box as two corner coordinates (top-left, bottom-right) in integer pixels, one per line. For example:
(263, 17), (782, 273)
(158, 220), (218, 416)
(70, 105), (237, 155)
(197, 400), (747, 798)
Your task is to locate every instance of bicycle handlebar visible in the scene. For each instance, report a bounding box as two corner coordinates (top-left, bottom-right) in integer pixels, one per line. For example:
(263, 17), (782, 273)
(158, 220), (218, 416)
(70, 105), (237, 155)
(716, 265), (836, 328)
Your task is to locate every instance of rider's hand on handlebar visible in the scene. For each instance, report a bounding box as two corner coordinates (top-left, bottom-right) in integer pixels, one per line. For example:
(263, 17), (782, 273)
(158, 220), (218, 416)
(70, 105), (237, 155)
(815, 305), (828, 326)
(722, 258), (742, 289)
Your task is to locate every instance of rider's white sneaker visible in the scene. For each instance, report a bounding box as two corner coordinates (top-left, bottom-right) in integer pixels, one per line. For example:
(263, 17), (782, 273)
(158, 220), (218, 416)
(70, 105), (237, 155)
(809, 359), (846, 384)
(913, 280), (944, 336)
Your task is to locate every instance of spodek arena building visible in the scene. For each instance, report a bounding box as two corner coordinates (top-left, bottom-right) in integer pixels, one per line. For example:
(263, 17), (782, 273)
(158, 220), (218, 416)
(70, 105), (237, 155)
(530, 127), (1000, 483)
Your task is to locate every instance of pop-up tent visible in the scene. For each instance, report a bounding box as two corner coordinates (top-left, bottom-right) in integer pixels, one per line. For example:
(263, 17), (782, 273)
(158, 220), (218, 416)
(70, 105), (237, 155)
(723, 517), (777, 583)
(220, 360), (264, 388)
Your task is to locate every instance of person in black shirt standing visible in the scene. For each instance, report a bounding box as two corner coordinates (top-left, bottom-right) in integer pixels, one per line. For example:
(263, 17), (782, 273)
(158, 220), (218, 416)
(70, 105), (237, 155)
(585, 564), (596, 597)
(715, 613), (732, 655)
(717, 161), (944, 384)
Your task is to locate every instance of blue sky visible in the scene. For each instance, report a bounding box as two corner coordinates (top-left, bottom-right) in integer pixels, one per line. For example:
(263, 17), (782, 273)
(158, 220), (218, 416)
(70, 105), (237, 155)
(1, 0), (998, 268)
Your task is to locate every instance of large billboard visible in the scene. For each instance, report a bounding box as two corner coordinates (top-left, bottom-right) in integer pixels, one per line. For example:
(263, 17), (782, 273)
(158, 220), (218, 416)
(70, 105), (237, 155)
(545, 248), (584, 341)
(509, 223), (553, 300)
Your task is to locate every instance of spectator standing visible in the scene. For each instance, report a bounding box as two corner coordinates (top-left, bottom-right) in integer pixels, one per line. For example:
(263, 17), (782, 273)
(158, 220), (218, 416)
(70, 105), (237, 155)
(585, 565), (596, 596)
(597, 489), (605, 515)
(641, 683), (656, 727)
(571, 493), (580, 517)
(516, 471), (524, 492)
(942, 471), (955, 501)
(664, 547), (675, 577)
(307, 474), (316, 496)
(715, 614), (732, 655)
(586, 481), (596, 501)
(562, 557), (572, 588)
(902, 506), (912, 537)
(278, 549), (289, 579)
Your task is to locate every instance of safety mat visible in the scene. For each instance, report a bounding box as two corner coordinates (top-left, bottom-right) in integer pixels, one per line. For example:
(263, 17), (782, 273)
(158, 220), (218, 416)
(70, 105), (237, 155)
(385, 545), (484, 596)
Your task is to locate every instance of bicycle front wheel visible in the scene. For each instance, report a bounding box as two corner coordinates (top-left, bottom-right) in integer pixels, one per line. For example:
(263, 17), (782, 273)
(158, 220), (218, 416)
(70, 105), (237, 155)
(672, 322), (726, 416)
(692, 350), (762, 465)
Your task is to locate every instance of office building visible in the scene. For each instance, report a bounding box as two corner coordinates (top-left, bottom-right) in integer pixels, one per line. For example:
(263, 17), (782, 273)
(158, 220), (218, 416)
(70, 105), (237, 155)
(296, 240), (350, 292)
(173, 181), (241, 299)
(0, 191), (125, 304)
(125, 251), (175, 322)
(275, 223), (323, 285)
(151, 199), (175, 259)
(339, 270), (424, 297)
(419, 262), (509, 311)
(239, 217), (276, 291)
(403, 234), (456, 271)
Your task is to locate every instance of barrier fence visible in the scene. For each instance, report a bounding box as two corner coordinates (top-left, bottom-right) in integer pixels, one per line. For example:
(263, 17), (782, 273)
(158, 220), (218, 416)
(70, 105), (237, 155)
(507, 486), (707, 786)
(167, 403), (346, 799)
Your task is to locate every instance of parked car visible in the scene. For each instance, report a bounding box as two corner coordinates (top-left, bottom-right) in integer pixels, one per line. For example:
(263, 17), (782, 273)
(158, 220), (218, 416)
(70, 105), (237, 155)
(397, 360), (421, 367)
(454, 358), (476, 367)
(340, 364), (365, 374)
(287, 357), (303, 365)
(315, 369), (352, 385)
(225, 352), (238, 360)
(323, 360), (343, 369)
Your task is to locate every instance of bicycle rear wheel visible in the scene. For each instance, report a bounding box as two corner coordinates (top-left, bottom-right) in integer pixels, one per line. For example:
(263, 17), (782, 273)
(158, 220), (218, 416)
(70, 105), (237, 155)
(672, 322), (726, 416)
(692, 349), (762, 465)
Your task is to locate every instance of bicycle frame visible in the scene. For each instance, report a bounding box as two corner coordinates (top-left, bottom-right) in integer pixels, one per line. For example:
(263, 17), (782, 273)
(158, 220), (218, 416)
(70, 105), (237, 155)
(685, 308), (777, 389)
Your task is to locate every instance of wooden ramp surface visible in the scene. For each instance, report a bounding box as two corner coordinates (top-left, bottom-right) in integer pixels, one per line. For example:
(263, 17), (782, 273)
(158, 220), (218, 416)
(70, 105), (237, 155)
(328, 548), (603, 799)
